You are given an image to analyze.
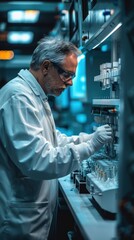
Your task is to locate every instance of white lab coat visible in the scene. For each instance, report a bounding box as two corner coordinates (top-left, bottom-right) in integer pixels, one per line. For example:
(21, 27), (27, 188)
(0, 69), (93, 240)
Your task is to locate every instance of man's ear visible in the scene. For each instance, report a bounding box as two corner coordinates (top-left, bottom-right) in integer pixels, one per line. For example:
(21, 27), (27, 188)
(41, 60), (51, 75)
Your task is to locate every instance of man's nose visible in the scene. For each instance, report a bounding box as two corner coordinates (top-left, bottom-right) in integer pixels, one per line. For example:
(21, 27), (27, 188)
(66, 78), (73, 86)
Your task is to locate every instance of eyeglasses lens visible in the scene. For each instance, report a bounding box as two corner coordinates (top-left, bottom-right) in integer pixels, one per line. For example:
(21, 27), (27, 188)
(53, 63), (75, 79)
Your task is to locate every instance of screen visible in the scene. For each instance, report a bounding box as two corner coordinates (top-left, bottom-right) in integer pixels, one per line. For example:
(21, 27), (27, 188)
(70, 53), (87, 100)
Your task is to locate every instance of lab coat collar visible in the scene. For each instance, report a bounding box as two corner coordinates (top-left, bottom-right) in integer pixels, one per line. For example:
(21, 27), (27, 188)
(18, 69), (48, 101)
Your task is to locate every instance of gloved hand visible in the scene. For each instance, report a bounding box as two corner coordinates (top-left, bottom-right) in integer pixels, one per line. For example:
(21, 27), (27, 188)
(74, 125), (113, 161)
(89, 124), (113, 152)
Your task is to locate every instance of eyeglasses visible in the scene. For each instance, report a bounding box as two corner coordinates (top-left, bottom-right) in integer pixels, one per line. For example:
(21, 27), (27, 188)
(52, 62), (76, 81)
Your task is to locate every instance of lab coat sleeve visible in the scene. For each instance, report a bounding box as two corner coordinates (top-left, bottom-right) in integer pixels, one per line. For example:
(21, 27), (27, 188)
(1, 94), (94, 180)
(56, 129), (94, 146)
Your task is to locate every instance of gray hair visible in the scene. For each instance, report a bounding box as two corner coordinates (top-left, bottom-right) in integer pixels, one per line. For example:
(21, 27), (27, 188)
(30, 36), (81, 70)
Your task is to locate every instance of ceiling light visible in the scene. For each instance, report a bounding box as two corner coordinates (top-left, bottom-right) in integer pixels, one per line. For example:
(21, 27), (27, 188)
(0, 50), (14, 60)
(7, 32), (33, 44)
(8, 10), (40, 23)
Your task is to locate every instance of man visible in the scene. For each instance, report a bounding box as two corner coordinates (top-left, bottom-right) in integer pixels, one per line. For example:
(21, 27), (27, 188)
(0, 36), (112, 240)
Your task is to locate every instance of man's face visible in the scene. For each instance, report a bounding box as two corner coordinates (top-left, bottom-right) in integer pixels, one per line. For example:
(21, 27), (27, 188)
(44, 53), (78, 97)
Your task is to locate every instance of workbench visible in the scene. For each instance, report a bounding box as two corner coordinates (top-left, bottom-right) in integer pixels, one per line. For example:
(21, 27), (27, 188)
(58, 175), (117, 240)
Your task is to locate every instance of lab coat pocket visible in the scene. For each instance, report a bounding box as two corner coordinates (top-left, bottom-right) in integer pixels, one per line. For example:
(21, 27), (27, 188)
(5, 201), (50, 240)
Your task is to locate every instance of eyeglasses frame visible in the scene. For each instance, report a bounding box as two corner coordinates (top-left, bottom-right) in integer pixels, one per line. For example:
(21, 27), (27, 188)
(52, 62), (76, 82)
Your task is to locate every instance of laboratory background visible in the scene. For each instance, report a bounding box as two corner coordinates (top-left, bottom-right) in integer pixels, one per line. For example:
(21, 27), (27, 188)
(0, 0), (133, 239)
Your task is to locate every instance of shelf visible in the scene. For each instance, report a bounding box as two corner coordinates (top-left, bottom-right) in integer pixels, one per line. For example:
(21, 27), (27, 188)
(92, 99), (120, 106)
